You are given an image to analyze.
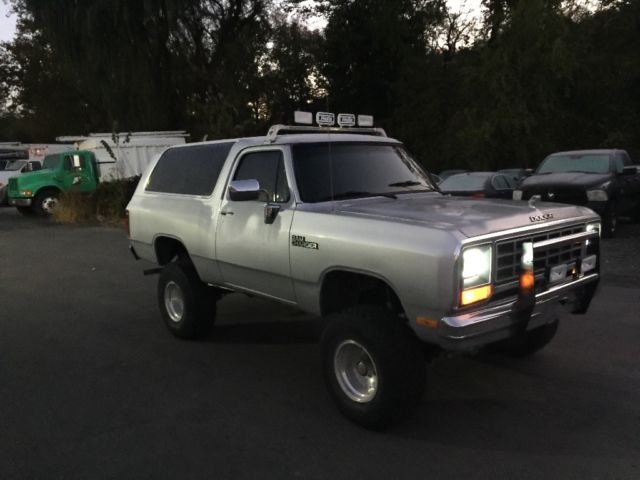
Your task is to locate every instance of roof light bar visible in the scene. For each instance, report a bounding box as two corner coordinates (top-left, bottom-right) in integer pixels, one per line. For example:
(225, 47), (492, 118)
(358, 115), (374, 127)
(294, 111), (313, 125)
(316, 112), (335, 127)
(337, 113), (356, 127)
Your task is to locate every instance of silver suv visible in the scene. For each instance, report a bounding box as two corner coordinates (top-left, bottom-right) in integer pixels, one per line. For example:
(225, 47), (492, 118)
(127, 121), (600, 429)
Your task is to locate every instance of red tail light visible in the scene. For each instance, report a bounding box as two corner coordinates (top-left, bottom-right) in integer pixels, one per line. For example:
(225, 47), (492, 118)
(472, 192), (485, 198)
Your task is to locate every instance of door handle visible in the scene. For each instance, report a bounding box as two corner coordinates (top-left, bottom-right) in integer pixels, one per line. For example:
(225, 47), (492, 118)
(220, 210), (234, 216)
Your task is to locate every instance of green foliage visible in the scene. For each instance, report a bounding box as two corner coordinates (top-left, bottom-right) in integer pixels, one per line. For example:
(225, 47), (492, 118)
(1, 0), (640, 172)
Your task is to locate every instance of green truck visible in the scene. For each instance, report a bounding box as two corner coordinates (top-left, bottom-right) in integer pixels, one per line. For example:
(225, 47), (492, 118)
(7, 150), (99, 215)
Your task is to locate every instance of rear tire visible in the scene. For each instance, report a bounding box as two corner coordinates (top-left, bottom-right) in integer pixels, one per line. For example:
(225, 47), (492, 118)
(489, 320), (559, 357)
(157, 260), (217, 339)
(321, 306), (426, 430)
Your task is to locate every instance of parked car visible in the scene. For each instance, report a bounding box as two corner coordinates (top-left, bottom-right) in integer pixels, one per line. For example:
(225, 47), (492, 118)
(514, 149), (640, 237)
(127, 113), (600, 429)
(438, 169), (468, 181)
(0, 160), (42, 206)
(439, 171), (516, 199)
(498, 168), (533, 186)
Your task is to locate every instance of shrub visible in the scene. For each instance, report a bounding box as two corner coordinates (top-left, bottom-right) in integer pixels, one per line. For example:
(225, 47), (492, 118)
(53, 176), (140, 225)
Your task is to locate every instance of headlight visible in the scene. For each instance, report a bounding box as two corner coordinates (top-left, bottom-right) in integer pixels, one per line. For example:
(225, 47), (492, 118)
(21, 190), (33, 196)
(586, 189), (608, 201)
(586, 222), (601, 238)
(512, 190), (523, 201)
(462, 245), (492, 289)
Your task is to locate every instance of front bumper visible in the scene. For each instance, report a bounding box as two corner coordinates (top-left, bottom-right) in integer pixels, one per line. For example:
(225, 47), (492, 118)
(438, 273), (599, 351)
(8, 197), (33, 207)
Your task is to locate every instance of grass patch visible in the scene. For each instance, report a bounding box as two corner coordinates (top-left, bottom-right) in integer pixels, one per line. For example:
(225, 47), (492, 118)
(53, 176), (140, 226)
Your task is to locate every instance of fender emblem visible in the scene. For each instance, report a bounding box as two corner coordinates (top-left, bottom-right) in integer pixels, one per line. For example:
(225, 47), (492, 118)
(291, 235), (319, 250)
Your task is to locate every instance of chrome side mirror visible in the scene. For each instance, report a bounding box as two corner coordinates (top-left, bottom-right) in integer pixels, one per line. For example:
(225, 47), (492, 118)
(228, 179), (261, 201)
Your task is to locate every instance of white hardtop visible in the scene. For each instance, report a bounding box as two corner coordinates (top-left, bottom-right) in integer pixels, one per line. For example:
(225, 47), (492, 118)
(164, 132), (400, 154)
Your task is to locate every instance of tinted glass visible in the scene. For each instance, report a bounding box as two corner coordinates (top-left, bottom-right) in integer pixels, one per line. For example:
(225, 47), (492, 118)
(439, 173), (489, 191)
(292, 143), (435, 203)
(43, 155), (61, 170)
(146, 142), (234, 195)
(233, 150), (289, 203)
(537, 154), (611, 174)
(5, 160), (27, 171)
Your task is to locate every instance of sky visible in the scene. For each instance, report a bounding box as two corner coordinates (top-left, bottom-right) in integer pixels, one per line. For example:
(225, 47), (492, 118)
(0, 1), (484, 42)
(0, 1), (16, 42)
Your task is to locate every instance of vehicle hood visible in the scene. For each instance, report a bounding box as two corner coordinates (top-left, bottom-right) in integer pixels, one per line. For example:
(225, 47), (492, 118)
(329, 193), (596, 238)
(520, 172), (611, 191)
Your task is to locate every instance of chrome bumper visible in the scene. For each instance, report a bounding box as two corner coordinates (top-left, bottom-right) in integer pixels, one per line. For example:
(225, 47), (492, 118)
(438, 273), (599, 351)
(9, 197), (32, 207)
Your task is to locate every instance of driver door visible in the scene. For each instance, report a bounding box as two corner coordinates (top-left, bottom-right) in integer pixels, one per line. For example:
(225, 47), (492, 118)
(215, 147), (296, 302)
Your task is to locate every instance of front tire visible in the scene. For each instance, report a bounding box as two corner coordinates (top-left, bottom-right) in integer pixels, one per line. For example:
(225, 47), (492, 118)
(33, 189), (60, 216)
(157, 261), (217, 339)
(321, 306), (427, 430)
(489, 319), (559, 357)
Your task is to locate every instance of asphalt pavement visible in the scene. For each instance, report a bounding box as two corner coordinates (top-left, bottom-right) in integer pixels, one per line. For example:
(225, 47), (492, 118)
(1, 207), (639, 480)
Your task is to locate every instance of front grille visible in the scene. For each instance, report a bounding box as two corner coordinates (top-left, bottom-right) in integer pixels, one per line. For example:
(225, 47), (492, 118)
(8, 178), (18, 195)
(495, 225), (585, 285)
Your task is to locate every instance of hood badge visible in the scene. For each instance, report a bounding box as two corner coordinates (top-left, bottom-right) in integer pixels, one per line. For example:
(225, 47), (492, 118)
(529, 213), (554, 223)
(547, 192), (555, 200)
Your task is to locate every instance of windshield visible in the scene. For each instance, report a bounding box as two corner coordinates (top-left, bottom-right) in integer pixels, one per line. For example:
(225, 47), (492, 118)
(43, 155), (62, 170)
(439, 173), (489, 191)
(292, 142), (435, 203)
(5, 160), (26, 171)
(537, 154), (611, 174)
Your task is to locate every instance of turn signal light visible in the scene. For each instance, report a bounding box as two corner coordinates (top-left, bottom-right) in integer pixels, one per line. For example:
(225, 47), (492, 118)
(460, 285), (492, 306)
(520, 271), (535, 290)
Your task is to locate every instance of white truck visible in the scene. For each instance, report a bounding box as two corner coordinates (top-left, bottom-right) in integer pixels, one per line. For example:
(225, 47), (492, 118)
(127, 115), (601, 429)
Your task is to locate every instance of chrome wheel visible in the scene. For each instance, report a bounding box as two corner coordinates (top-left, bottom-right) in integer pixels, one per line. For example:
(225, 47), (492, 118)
(164, 281), (185, 323)
(41, 196), (58, 214)
(334, 340), (378, 403)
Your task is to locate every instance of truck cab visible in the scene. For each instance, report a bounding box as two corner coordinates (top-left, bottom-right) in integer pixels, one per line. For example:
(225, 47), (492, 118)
(8, 150), (99, 215)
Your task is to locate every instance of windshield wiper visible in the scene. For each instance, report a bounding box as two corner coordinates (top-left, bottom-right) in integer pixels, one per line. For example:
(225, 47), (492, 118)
(318, 191), (397, 201)
(388, 180), (424, 187)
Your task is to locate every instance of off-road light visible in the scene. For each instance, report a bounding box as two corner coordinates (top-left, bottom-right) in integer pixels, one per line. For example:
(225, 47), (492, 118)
(316, 112), (335, 127)
(294, 111), (313, 125)
(337, 113), (356, 127)
(357, 115), (374, 127)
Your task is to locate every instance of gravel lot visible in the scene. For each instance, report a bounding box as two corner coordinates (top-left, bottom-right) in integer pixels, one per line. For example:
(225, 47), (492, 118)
(0, 207), (639, 480)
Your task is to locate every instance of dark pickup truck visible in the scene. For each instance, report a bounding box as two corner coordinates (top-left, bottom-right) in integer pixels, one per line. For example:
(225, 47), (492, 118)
(513, 149), (640, 237)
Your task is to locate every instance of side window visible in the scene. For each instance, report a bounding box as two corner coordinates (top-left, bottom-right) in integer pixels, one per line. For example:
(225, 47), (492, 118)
(492, 175), (509, 190)
(613, 155), (624, 174)
(233, 150), (290, 203)
(63, 156), (73, 170)
(621, 153), (633, 167)
(146, 142), (235, 195)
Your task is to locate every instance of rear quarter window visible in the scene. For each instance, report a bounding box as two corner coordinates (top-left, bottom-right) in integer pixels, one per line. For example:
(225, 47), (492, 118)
(146, 142), (235, 195)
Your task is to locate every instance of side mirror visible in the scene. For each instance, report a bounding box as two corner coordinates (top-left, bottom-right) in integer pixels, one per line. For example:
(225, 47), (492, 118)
(622, 166), (637, 176)
(228, 179), (261, 201)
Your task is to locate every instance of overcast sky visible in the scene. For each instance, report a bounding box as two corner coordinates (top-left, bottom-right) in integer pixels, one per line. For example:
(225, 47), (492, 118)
(0, 1), (483, 43)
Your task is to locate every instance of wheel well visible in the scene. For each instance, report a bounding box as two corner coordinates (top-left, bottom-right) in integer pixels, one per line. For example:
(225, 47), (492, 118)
(320, 271), (406, 319)
(154, 236), (190, 266)
(35, 186), (61, 197)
